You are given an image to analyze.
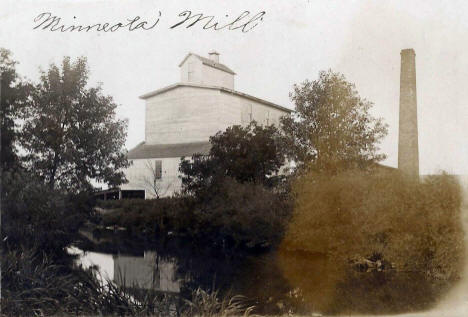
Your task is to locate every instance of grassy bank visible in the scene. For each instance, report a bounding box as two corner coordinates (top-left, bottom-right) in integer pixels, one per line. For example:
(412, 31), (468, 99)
(1, 248), (253, 316)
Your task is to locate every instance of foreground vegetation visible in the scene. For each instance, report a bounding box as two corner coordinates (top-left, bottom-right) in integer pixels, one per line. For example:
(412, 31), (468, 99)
(2, 248), (252, 316)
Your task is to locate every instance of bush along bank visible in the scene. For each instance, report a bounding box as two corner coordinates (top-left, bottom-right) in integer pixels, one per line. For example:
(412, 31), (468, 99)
(279, 169), (465, 315)
(93, 179), (293, 255)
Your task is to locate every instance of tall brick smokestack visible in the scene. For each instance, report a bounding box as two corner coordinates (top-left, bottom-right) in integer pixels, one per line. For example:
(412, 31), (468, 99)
(398, 48), (419, 177)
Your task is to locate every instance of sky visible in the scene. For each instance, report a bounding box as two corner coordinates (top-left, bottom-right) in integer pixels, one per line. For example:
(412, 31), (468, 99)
(1, 0), (467, 175)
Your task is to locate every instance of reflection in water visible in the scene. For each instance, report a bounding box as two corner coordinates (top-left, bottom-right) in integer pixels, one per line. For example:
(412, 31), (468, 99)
(72, 248), (180, 293)
(70, 248), (114, 281)
(114, 251), (179, 292)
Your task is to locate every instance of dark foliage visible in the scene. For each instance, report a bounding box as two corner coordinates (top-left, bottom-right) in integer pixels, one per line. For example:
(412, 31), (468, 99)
(0, 48), (31, 170)
(98, 181), (291, 252)
(180, 122), (287, 197)
(100, 197), (197, 241)
(192, 177), (292, 250)
(1, 170), (94, 263)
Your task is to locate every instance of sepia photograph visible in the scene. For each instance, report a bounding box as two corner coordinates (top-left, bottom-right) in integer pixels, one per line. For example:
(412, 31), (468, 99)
(1, 1), (467, 316)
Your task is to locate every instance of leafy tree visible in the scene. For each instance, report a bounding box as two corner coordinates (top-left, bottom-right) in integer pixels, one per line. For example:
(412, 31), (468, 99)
(281, 70), (388, 173)
(180, 122), (287, 196)
(21, 56), (129, 191)
(0, 48), (30, 170)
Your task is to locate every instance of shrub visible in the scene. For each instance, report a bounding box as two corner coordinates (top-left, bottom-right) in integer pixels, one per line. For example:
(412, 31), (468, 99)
(1, 170), (93, 262)
(195, 177), (292, 250)
(278, 169), (464, 314)
(100, 197), (197, 238)
(99, 180), (292, 252)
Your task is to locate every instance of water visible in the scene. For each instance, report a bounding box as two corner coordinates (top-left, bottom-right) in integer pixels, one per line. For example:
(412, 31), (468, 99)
(70, 243), (291, 314)
(69, 247), (180, 293)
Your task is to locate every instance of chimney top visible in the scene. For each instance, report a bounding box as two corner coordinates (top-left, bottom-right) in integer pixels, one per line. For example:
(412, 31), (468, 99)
(208, 50), (220, 63)
(401, 48), (415, 56)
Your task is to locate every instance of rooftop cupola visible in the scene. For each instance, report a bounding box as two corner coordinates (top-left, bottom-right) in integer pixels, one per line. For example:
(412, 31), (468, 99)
(179, 51), (235, 89)
(208, 50), (220, 63)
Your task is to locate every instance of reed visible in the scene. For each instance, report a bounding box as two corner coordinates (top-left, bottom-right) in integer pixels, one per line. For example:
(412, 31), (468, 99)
(183, 288), (254, 317)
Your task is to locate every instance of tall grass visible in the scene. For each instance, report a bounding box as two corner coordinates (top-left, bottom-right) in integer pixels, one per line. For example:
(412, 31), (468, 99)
(183, 288), (254, 317)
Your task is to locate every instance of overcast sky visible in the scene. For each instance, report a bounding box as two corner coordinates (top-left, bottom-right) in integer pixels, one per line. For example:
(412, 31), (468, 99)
(2, 0), (467, 175)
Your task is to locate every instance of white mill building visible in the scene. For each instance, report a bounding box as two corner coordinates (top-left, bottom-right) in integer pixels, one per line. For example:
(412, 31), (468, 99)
(120, 51), (292, 198)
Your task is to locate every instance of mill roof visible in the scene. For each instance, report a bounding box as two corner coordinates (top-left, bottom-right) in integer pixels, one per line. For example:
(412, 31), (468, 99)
(127, 141), (211, 159)
(178, 52), (236, 75)
(139, 83), (293, 113)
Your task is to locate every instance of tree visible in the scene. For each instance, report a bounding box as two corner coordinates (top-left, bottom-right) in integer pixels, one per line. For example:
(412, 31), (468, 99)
(281, 70), (388, 173)
(21, 56), (129, 192)
(180, 122), (287, 196)
(0, 48), (30, 171)
(178, 122), (292, 252)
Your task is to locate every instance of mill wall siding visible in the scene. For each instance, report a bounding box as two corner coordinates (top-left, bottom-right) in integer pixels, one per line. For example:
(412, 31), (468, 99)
(121, 157), (182, 198)
(145, 87), (223, 144)
(145, 87), (287, 146)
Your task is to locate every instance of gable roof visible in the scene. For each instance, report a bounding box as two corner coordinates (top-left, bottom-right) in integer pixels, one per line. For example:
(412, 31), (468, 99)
(139, 83), (293, 113)
(127, 141), (211, 159)
(178, 52), (236, 75)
